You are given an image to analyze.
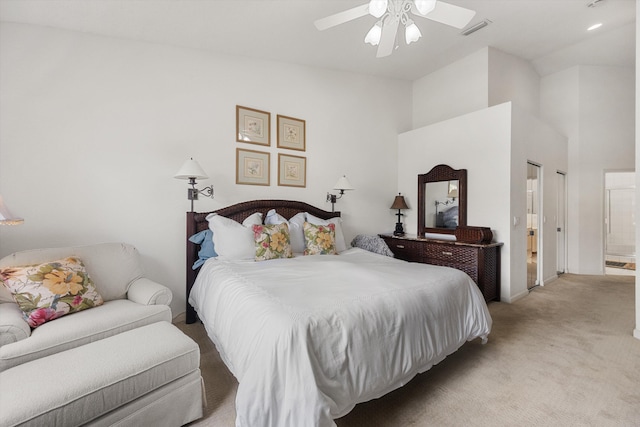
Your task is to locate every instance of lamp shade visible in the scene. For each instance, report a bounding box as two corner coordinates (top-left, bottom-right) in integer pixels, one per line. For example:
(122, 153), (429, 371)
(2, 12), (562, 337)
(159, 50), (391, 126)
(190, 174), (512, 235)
(448, 181), (459, 198)
(333, 175), (354, 191)
(364, 22), (382, 46)
(405, 20), (422, 44)
(414, 0), (437, 15)
(390, 194), (409, 210)
(368, 0), (388, 18)
(0, 195), (24, 225)
(174, 158), (209, 180)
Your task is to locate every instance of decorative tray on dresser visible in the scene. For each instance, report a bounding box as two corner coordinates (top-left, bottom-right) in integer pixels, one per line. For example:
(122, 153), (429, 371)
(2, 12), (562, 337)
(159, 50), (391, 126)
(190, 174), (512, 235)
(379, 233), (502, 302)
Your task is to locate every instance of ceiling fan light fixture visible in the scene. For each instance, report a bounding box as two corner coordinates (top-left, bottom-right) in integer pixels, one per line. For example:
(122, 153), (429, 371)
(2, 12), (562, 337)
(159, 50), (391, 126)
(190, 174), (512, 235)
(414, 0), (437, 15)
(364, 21), (383, 45)
(405, 20), (422, 44)
(368, 0), (388, 18)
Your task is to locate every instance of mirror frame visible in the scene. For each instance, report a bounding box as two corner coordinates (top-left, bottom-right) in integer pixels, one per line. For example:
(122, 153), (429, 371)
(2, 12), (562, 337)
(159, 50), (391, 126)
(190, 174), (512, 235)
(417, 164), (467, 236)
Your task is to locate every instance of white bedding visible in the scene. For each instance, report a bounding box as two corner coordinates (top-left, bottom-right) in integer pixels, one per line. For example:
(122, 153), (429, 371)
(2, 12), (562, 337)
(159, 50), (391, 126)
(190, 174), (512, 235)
(189, 247), (492, 427)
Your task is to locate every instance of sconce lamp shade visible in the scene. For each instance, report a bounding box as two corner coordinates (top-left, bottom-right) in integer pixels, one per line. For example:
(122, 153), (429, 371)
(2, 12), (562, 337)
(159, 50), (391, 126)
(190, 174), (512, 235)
(174, 158), (214, 213)
(327, 175), (354, 212)
(390, 194), (409, 210)
(0, 195), (24, 225)
(174, 158), (209, 180)
(448, 182), (459, 199)
(333, 175), (355, 192)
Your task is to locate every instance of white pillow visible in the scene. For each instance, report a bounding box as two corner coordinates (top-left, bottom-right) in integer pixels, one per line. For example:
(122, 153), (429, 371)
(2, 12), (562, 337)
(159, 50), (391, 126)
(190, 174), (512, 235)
(206, 212), (263, 260)
(264, 209), (306, 254)
(305, 213), (348, 253)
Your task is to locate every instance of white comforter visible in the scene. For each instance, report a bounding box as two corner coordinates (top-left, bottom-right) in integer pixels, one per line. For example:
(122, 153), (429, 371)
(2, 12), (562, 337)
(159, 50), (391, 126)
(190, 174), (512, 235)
(189, 248), (492, 427)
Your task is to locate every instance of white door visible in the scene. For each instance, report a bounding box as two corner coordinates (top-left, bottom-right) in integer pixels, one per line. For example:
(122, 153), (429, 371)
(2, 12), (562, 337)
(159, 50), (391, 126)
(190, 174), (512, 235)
(556, 171), (566, 274)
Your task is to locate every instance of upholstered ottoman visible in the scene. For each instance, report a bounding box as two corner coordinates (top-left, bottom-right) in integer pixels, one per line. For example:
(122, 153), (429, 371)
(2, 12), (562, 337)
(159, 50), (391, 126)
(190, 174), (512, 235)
(0, 321), (204, 427)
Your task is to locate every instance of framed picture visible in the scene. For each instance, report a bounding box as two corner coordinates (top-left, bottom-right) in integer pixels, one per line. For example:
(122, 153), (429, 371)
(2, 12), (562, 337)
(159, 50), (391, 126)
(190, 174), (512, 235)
(277, 115), (306, 151)
(278, 154), (306, 188)
(236, 105), (270, 146)
(236, 148), (270, 186)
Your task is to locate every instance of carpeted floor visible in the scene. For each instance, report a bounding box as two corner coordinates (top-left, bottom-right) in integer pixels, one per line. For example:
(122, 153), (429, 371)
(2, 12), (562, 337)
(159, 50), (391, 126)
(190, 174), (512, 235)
(175, 274), (640, 426)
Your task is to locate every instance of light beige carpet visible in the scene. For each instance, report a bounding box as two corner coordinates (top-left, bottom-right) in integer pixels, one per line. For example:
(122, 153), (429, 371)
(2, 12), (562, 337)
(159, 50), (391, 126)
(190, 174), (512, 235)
(176, 274), (640, 426)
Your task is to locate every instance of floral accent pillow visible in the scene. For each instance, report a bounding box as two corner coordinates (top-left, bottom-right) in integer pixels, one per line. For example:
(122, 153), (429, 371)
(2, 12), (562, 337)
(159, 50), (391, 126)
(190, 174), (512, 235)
(253, 223), (293, 261)
(0, 257), (104, 328)
(303, 222), (337, 255)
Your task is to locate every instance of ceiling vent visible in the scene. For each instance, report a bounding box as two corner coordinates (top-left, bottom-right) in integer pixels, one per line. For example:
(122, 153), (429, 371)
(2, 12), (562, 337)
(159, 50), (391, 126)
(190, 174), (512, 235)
(461, 19), (491, 36)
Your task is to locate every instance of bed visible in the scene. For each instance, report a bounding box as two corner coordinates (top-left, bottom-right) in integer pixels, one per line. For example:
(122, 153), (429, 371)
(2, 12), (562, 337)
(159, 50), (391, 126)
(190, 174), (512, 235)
(185, 200), (492, 427)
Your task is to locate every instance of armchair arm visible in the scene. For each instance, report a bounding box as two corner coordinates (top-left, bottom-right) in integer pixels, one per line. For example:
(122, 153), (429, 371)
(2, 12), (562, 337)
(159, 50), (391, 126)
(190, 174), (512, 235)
(127, 278), (173, 306)
(0, 303), (31, 347)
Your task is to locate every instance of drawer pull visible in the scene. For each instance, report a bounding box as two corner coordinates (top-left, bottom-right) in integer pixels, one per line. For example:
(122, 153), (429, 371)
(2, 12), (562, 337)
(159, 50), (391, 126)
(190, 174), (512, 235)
(396, 245), (405, 249)
(442, 251), (453, 256)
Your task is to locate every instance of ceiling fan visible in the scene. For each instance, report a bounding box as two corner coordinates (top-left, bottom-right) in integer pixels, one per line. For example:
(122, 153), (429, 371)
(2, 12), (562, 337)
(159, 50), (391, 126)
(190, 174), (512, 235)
(314, 0), (476, 58)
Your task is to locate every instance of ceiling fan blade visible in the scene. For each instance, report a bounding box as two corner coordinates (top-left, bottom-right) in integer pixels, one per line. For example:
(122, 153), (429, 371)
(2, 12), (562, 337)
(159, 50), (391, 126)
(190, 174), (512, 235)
(314, 4), (370, 31)
(376, 17), (399, 58)
(412, 1), (476, 29)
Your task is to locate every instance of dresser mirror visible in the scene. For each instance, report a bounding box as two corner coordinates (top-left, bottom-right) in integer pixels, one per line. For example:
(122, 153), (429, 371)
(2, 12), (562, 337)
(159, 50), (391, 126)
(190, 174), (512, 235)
(418, 164), (467, 236)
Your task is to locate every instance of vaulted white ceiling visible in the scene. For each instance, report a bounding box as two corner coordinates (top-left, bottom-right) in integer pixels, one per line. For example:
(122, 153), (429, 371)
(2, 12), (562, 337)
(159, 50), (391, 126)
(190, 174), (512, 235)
(0, 0), (635, 81)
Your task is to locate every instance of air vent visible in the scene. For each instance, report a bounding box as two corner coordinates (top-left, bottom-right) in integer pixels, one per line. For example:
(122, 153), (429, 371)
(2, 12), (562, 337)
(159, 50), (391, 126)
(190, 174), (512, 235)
(461, 19), (491, 36)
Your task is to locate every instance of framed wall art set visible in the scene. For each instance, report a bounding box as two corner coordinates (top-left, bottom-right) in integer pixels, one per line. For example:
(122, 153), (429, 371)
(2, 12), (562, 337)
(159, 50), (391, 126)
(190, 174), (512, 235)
(235, 105), (306, 187)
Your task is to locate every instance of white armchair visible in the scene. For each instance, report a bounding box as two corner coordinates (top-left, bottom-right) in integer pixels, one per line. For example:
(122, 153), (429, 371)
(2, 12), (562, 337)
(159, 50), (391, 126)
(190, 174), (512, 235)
(0, 242), (173, 371)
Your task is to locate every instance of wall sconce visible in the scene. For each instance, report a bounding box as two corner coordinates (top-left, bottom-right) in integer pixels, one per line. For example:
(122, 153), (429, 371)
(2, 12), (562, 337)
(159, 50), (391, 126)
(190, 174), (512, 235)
(390, 193), (409, 236)
(0, 195), (24, 225)
(447, 181), (458, 199)
(174, 158), (214, 212)
(326, 175), (354, 212)
(435, 181), (458, 227)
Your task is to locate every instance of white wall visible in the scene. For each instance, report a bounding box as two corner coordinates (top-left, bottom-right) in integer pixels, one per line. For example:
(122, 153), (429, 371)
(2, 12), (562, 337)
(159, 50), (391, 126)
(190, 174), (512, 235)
(541, 65), (635, 275)
(0, 23), (412, 316)
(399, 103), (513, 300)
(399, 101), (567, 303)
(634, 0), (640, 341)
(412, 47), (542, 130)
(511, 105), (569, 294)
(412, 47), (489, 129)
(488, 48), (540, 117)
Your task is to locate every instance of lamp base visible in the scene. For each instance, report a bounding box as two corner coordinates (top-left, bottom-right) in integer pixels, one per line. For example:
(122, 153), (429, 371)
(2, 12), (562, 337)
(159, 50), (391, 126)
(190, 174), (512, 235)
(393, 222), (405, 236)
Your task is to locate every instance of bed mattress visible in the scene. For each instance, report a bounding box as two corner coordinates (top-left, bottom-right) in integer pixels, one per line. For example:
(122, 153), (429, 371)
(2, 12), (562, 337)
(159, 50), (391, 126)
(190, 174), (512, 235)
(189, 247), (492, 427)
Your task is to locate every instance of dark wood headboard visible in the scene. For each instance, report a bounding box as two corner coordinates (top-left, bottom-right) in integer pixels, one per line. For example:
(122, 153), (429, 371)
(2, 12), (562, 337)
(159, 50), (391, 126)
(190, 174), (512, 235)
(185, 199), (340, 323)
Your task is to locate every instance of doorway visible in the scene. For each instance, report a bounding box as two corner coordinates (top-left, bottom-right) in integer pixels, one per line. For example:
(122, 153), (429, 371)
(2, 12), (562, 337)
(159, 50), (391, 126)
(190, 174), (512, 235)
(527, 162), (541, 289)
(556, 171), (567, 274)
(604, 171), (635, 276)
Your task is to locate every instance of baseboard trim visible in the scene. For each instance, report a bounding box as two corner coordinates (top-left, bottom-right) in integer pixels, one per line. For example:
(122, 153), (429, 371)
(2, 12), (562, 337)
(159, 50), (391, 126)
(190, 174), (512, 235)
(502, 289), (529, 303)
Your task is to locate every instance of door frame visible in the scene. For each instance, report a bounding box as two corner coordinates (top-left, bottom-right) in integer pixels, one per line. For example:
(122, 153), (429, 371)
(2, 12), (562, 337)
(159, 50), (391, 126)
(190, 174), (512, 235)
(556, 170), (567, 274)
(527, 161), (542, 289)
(603, 169), (636, 274)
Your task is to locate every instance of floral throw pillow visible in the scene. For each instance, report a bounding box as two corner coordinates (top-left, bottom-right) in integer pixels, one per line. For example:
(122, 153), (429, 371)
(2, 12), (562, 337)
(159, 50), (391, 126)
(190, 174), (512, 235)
(253, 223), (293, 261)
(0, 257), (104, 328)
(303, 222), (337, 255)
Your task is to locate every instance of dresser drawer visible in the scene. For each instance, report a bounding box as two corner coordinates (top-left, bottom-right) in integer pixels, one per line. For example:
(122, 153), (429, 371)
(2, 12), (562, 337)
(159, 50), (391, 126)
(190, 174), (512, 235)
(427, 260), (479, 283)
(423, 244), (478, 265)
(379, 233), (501, 303)
(383, 238), (423, 263)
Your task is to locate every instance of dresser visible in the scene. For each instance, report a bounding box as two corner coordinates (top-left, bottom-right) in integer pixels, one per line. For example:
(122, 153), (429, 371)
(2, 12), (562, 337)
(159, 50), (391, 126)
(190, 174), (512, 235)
(379, 233), (502, 302)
